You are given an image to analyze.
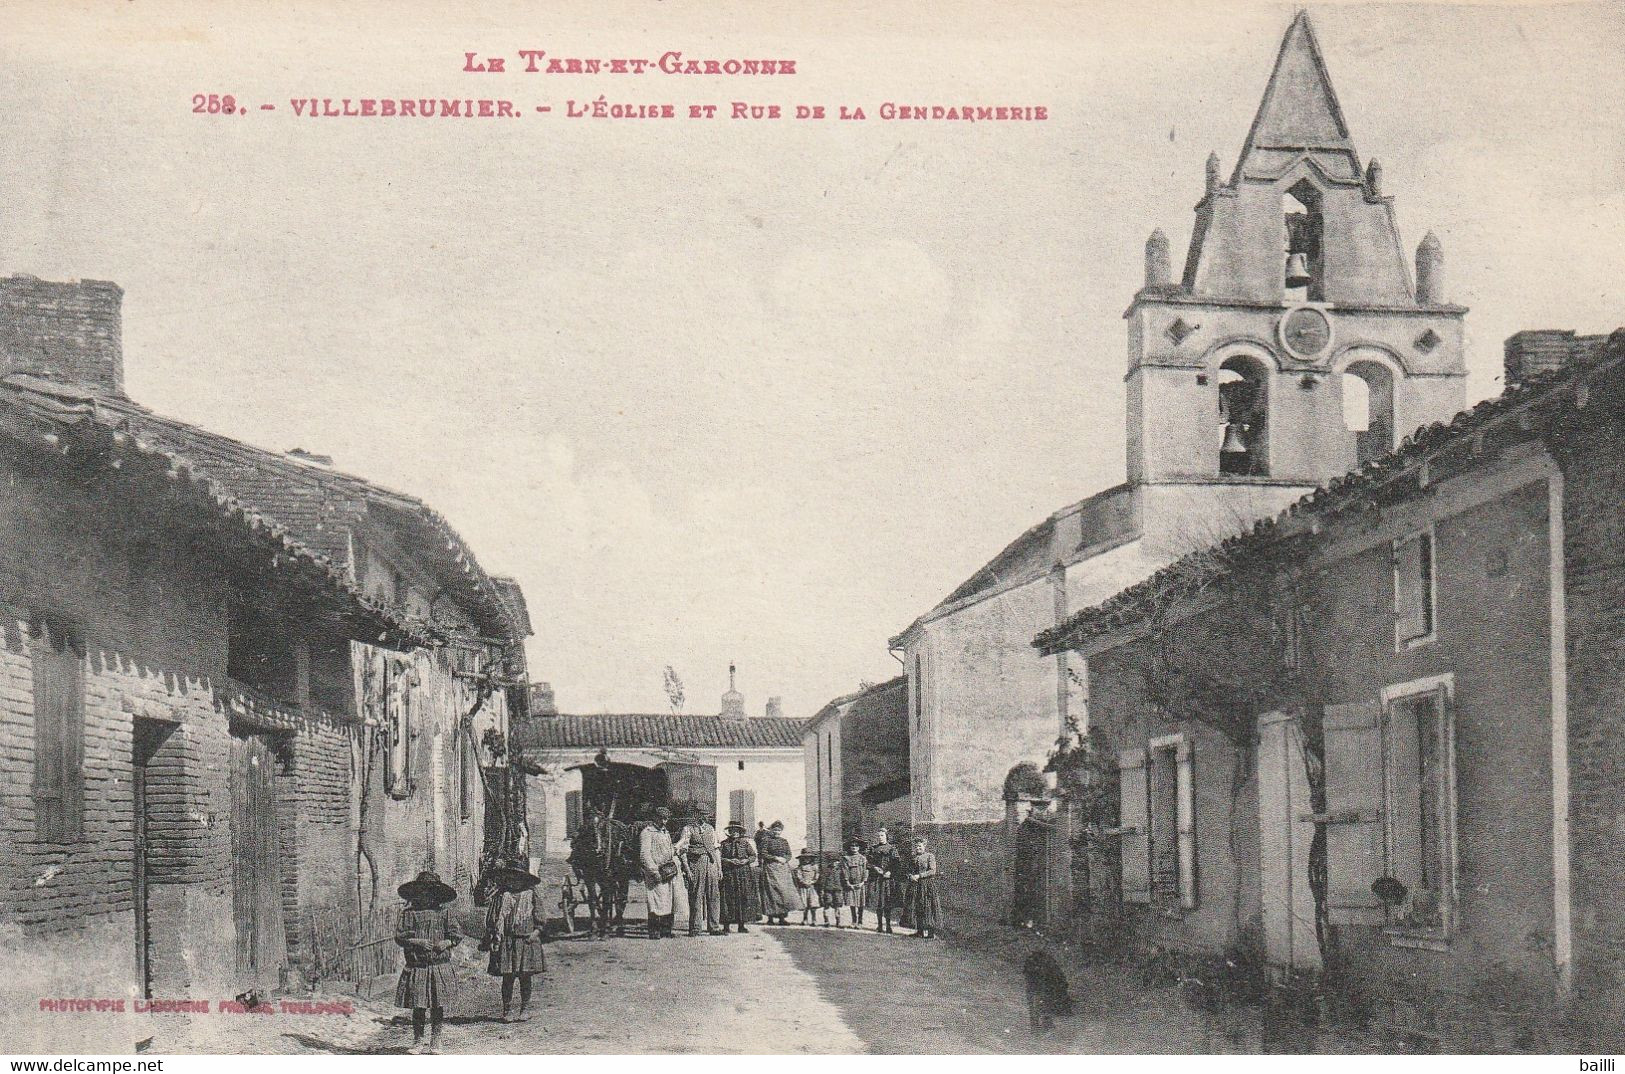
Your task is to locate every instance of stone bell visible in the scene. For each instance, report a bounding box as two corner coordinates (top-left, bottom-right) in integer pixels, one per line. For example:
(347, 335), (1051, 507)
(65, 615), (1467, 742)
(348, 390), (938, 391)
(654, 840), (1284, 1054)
(1221, 421), (1250, 456)
(1285, 252), (1312, 289)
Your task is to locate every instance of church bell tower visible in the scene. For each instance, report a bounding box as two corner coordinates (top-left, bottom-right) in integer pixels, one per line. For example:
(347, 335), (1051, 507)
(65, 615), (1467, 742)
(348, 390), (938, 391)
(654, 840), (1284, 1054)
(1126, 11), (1467, 488)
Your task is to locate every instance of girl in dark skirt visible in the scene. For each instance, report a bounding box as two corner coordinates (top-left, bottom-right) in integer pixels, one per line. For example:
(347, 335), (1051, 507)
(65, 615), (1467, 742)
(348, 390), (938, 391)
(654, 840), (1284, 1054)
(483, 862), (547, 1022)
(394, 870), (462, 1054)
(905, 836), (943, 938)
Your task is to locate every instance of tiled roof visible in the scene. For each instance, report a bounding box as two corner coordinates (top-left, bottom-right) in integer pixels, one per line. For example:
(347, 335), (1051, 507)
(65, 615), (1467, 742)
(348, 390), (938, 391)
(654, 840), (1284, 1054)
(889, 484), (1136, 646)
(806, 675), (906, 729)
(1034, 328), (1625, 656)
(512, 714), (808, 752)
(0, 373), (527, 643)
(0, 374), (421, 647)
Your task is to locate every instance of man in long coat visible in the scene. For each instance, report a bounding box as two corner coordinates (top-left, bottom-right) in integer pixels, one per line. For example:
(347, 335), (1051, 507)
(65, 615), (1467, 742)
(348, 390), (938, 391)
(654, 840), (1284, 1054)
(639, 806), (678, 939)
(676, 809), (724, 936)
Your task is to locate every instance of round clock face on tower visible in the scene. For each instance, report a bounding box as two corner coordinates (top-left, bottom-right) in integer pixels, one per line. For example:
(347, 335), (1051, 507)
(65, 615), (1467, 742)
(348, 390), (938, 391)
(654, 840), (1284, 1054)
(1280, 306), (1333, 362)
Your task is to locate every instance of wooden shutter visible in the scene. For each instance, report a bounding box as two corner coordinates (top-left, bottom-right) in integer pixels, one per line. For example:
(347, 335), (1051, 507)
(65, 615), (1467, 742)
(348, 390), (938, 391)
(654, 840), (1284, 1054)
(385, 657), (412, 798)
(1175, 739), (1197, 910)
(1119, 749), (1151, 904)
(32, 620), (84, 841)
(729, 788), (756, 833)
(1323, 699), (1386, 924)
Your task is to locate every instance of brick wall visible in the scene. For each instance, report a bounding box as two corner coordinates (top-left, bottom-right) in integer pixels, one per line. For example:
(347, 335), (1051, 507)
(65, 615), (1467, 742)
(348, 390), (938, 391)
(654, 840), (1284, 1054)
(0, 448), (235, 1003)
(1555, 416), (1625, 1046)
(0, 445), (375, 1013)
(0, 276), (124, 394)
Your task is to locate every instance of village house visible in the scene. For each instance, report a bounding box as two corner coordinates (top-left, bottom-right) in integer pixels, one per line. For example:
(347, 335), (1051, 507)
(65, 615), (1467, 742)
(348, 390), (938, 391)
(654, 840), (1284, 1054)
(512, 666), (807, 866)
(889, 11), (1468, 923)
(0, 272), (531, 1045)
(1035, 329), (1625, 1050)
(802, 676), (909, 856)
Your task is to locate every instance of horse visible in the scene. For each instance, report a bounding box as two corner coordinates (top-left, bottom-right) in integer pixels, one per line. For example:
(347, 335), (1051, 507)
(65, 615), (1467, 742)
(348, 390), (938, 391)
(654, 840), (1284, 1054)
(569, 812), (639, 937)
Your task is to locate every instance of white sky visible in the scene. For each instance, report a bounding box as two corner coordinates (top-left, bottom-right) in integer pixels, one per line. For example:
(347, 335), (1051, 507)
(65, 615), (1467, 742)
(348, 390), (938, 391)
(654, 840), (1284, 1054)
(2, 1), (1621, 718)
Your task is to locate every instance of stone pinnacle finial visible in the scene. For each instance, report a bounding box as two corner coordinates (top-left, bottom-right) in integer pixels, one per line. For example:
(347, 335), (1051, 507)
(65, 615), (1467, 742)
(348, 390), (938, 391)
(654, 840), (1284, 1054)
(1365, 158), (1383, 196)
(1145, 228), (1171, 289)
(1416, 231), (1444, 305)
(1205, 151), (1222, 193)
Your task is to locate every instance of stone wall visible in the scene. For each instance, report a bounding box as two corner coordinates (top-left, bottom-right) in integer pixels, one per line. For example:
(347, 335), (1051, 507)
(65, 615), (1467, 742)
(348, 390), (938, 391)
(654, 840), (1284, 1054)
(1556, 415), (1625, 1046)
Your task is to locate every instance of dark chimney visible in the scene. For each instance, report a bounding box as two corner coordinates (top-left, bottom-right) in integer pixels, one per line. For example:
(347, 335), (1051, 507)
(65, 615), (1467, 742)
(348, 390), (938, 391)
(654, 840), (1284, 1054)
(0, 275), (125, 395)
(1504, 330), (1608, 388)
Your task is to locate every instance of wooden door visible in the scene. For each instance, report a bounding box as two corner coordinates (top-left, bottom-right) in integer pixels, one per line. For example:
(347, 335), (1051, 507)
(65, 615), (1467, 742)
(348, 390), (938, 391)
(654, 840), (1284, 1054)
(231, 731), (286, 984)
(1257, 712), (1321, 974)
(132, 720), (169, 998)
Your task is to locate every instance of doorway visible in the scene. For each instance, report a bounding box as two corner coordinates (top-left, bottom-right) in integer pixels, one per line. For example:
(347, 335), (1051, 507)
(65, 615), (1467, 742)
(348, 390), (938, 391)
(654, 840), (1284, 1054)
(132, 718), (173, 998)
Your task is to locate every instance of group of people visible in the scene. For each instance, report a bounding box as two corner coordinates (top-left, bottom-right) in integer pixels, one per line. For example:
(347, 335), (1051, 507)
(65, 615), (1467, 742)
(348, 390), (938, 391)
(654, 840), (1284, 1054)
(624, 814), (944, 939)
(390, 860), (552, 1053)
(387, 813), (947, 1052)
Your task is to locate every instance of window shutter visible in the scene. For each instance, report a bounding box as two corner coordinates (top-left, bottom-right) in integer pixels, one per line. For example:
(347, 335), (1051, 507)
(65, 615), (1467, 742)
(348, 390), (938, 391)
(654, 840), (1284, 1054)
(1323, 699), (1386, 924)
(729, 788), (756, 833)
(1175, 739), (1197, 910)
(32, 621), (84, 841)
(1119, 749), (1151, 904)
(565, 790), (582, 838)
(385, 656), (412, 798)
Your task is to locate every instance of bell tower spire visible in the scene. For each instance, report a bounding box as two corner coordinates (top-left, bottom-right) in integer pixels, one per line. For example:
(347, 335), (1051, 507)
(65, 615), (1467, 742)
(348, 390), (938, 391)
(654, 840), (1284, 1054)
(1233, 9), (1359, 184)
(1125, 10), (1467, 489)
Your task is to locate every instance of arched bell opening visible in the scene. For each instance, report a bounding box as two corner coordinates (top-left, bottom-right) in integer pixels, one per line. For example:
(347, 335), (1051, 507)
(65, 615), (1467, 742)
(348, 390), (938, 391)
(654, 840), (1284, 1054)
(1218, 354), (1270, 476)
(1342, 359), (1395, 468)
(1282, 179), (1325, 303)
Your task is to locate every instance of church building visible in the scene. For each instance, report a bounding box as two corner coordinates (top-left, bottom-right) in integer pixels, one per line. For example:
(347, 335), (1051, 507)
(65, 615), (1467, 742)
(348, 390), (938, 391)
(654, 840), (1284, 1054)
(889, 11), (1468, 921)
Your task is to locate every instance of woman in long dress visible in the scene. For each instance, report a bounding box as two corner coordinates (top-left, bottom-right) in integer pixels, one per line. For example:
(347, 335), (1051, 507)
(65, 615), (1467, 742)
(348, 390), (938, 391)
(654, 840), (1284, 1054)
(905, 836), (943, 938)
(756, 820), (799, 924)
(718, 821), (761, 933)
(639, 806), (679, 939)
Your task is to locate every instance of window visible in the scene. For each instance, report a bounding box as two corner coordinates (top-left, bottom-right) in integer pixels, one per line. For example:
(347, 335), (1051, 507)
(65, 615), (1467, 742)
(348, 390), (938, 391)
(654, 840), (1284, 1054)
(1394, 530), (1437, 649)
(1322, 680), (1457, 940)
(913, 654), (923, 731)
(1119, 736), (1196, 909)
(31, 618), (85, 842)
(1383, 686), (1455, 931)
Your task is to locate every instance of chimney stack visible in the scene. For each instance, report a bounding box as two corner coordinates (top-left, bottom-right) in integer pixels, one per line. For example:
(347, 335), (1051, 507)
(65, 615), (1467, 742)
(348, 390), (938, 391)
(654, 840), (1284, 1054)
(720, 662), (745, 719)
(0, 276), (125, 395)
(765, 696), (783, 720)
(1504, 330), (1609, 388)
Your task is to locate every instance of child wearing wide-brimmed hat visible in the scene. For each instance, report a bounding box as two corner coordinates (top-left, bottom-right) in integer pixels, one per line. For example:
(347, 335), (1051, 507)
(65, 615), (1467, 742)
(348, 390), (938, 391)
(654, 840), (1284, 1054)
(394, 869), (461, 1054)
(793, 849), (822, 926)
(482, 861), (547, 1022)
